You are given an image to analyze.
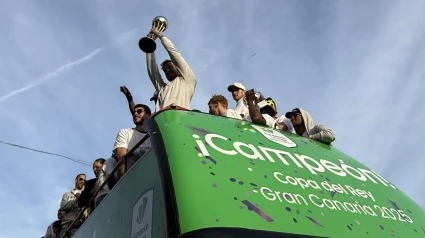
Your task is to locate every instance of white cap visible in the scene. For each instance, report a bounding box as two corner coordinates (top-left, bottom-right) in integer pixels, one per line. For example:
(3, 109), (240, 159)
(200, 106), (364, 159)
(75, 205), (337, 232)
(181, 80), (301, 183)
(227, 82), (246, 92)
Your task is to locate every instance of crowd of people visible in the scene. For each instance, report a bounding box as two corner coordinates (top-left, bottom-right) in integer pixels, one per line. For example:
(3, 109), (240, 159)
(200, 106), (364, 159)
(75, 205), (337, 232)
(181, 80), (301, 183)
(42, 27), (335, 238)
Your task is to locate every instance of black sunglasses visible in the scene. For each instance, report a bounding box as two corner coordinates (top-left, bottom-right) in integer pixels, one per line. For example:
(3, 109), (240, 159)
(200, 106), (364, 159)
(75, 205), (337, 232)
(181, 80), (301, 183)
(133, 109), (144, 115)
(78, 178), (85, 181)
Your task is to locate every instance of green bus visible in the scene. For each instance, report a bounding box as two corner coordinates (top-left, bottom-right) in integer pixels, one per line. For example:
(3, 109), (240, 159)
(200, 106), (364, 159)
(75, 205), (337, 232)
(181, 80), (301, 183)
(70, 108), (425, 238)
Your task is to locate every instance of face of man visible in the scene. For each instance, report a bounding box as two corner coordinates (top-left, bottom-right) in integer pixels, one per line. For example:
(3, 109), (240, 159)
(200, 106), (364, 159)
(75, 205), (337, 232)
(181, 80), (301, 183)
(208, 103), (220, 116)
(162, 62), (178, 81)
(93, 161), (103, 177)
(230, 88), (245, 101)
(260, 106), (275, 118)
(75, 174), (86, 190)
(57, 210), (64, 220)
(289, 113), (303, 126)
(133, 106), (149, 125)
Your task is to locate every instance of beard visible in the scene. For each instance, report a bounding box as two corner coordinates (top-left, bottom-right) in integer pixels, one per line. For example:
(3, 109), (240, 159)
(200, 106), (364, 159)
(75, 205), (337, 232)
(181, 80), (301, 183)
(133, 117), (145, 125)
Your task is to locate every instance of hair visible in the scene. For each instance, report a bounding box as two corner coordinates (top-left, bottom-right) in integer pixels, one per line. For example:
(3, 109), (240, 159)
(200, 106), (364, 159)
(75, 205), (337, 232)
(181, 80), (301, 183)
(53, 220), (62, 229)
(160, 59), (173, 68)
(208, 95), (228, 109)
(75, 173), (86, 180)
(94, 158), (106, 164)
(134, 104), (152, 115)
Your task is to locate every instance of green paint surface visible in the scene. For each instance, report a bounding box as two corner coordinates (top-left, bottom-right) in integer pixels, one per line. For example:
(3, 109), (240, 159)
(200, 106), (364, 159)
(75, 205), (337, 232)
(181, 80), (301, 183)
(156, 110), (425, 237)
(73, 149), (165, 238)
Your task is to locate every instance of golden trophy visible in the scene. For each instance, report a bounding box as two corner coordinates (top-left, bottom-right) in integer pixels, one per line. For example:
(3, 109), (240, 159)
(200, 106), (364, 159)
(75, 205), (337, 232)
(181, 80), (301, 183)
(138, 16), (168, 53)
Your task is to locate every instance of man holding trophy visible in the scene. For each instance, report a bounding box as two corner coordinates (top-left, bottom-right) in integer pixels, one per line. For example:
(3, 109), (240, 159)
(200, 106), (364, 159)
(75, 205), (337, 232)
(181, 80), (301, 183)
(139, 16), (197, 111)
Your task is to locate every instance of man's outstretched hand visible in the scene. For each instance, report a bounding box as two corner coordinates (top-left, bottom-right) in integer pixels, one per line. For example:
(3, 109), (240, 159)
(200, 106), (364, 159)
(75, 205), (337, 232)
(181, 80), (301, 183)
(120, 86), (130, 95)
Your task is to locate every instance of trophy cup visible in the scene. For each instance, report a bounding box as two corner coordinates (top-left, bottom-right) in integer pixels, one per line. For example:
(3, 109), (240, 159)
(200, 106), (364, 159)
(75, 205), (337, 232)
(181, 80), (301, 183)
(138, 16), (168, 53)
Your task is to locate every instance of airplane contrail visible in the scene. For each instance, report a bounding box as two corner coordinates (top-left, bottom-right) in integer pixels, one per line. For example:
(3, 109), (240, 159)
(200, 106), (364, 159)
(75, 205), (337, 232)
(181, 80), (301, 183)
(0, 28), (137, 104)
(0, 48), (104, 104)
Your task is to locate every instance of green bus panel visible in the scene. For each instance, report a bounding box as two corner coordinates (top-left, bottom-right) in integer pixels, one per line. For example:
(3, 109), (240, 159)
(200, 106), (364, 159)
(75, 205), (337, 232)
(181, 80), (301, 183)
(154, 110), (425, 238)
(73, 149), (166, 238)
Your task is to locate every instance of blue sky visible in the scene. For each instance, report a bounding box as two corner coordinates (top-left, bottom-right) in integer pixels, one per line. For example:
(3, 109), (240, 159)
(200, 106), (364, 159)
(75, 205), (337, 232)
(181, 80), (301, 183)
(0, 0), (424, 237)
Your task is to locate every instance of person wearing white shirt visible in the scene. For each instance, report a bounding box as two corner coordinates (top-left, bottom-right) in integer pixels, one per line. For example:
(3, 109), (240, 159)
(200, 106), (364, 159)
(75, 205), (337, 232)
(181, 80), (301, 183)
(275, 115), (294, 133)
(104, 104), (152, 183)
(227, 82), (249, 118)
(146, 29), (196, 111)
(208, 94), (242, 119)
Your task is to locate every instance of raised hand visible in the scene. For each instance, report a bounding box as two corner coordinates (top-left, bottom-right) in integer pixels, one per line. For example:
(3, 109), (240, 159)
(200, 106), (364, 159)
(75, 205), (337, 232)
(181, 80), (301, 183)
(245, 89), (256, 102)
(150, 28), (163, 38)
(120, 86), (130, 95)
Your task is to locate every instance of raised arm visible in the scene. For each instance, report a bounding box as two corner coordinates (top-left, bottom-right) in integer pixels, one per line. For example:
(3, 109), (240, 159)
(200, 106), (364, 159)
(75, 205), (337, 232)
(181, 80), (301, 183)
(120, 86), (136, 116)
(160, 36), (196, 83)
(245, 90), (266, 125)
(309, 124), (336, 144)
(146, 52), (166, 91)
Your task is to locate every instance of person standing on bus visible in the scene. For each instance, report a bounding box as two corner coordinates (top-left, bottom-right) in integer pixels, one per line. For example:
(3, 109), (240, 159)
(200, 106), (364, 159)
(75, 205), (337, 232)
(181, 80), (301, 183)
(58, 174), (86, 238)
(227, 82), (249, 118)
(284, 108), (335, 145)
(92, 158), (109, 208)
(146, 28), (197, 111)
(104, 104), (152, 184)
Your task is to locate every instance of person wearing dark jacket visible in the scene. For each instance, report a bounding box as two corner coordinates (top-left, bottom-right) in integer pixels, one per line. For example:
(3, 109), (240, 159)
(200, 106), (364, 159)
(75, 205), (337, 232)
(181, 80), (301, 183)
(78, 178), (97, 212)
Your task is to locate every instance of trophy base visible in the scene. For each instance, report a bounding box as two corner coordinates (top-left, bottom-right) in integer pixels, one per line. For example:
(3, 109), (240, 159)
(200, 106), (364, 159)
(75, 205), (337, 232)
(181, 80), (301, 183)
(139, 37), (157, 53)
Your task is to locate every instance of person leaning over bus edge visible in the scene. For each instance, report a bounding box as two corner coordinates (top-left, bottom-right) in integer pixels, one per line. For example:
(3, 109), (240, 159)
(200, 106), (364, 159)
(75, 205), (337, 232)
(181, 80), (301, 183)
(285, 108), (335, 144)
(208, 94), (242, 119)
(146, 28), (196, 111)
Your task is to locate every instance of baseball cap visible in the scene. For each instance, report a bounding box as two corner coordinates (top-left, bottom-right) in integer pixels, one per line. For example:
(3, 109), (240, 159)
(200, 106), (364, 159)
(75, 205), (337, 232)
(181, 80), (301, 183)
(285, 108), (301, 118)
(258, 98), (278, 116)
(227, 82), (246, 92)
